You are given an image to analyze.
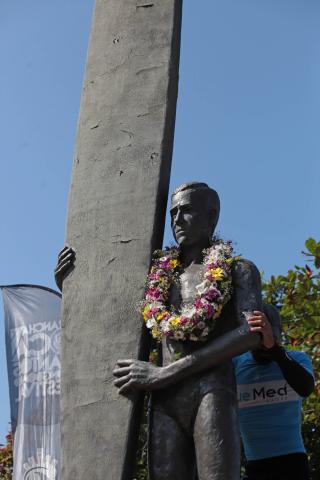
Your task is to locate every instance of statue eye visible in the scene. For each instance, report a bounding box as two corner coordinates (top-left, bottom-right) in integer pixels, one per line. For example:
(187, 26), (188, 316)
(182, 205), (191, 212)
(170, 208), (178, 218)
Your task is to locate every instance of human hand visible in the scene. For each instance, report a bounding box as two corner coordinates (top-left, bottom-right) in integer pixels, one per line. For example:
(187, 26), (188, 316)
(113, 359), (168, 395)
(54, 246), (76, 292)
(246, 310), (275, 349)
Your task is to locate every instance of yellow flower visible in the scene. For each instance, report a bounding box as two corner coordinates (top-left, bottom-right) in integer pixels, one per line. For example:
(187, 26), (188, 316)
(210, 267), (225, 280)
(151, 327), (162, 340)
(170, 259), (180, 269)
(149, 350), (159, 364)
(142, 305), (149, 321)
(170, 316), (181, 327)
(156, 311), (169, 322)
(214, 305), (223, 318)
(226, 257), (234, 265)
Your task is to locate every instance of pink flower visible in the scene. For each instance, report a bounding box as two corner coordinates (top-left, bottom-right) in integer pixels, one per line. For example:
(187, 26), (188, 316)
(195, 298), (204, 310)
(204, 272), (213, 282)
(206, 262), (218, 270)
(305, 265), (313, 276)
(148, 307), (160, 317)
(158, 259), (172, 270)
(149, 272), (162, 280)
(203, 303), (215, 319)
(203, 287), (220, 301)
(180, 316), (189, 326)
(146, 287), (163, 301)
(164, 330), (174, 337)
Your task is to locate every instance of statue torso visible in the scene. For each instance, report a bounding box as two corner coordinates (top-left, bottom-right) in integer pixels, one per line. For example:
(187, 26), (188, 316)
(171, 263), (203, 308)
(161, 263), (235, 366)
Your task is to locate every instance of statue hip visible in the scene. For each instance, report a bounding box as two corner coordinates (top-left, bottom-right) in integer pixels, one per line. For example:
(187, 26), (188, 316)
(151, 361), (237, 436)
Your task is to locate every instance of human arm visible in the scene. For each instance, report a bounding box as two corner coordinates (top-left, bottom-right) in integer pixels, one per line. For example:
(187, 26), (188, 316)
(54, 246), (76, 292)
(114, 259), (262, 394)
(247, 311), (315, 397)
(269, 345), (314, 397)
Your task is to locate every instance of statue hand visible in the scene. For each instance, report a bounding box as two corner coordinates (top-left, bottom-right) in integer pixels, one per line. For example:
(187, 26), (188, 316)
(54, 246), (76, 292)
(113, 359), (168, 395)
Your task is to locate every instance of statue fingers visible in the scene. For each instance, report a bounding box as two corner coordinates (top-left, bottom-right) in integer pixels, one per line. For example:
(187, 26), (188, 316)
(58, 247), (75, 263)
(118, 379), (137, 395)
(55, 258), (74, 275)
(58, 245), (70, 257)
(116, 359), (135, 367)
(58, 246), (70, 259)
(57, 252), (75, 267)
(114, 374), (131, 388)
(113, 366), (131, 377)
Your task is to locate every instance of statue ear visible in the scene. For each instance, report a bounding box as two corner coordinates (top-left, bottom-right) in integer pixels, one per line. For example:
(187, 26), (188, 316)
(208, 207), (219, 234)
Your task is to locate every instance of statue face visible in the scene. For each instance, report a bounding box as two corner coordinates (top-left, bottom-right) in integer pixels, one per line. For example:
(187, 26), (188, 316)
(170, 189), (213, 247)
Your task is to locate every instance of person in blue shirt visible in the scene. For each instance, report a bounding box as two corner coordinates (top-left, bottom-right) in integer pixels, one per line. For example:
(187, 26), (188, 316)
(233, 305), (314, 480)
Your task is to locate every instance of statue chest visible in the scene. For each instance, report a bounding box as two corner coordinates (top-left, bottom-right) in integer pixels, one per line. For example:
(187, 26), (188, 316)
(169, 264), (204, 309)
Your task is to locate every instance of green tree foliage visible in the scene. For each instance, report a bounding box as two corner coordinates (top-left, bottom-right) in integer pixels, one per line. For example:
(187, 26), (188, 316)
(0, 431), (13, 480)
(262, 238), (320, 477)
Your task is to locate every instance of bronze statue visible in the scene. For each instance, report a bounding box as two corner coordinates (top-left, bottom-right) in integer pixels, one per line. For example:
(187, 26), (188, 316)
(55, 182), (262, 480)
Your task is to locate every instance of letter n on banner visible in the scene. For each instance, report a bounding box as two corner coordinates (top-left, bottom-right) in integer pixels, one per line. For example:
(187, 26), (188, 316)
(1, 285), (61, 480)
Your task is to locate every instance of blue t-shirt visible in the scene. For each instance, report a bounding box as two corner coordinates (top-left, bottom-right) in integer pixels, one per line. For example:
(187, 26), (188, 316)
(233, 350), (313, 461)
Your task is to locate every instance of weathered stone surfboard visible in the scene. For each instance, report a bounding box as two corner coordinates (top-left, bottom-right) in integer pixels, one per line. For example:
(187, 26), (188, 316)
(60, 1), (182, 478)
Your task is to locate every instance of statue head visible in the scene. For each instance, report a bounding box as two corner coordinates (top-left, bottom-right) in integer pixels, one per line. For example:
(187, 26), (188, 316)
(170, 182), (220, 248)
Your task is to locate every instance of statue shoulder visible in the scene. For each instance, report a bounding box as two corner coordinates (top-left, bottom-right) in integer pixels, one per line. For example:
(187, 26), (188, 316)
(232, 258), (261, 289)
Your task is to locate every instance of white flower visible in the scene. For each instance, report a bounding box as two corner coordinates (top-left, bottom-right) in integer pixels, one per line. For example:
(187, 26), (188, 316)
(174, 331), (185, 340)
(163, 322), (172, 333)
(150, 301), (163, 309)
(181, 306), (197, 318)
(146, 318), (157, 328)
(201, 327), (209, 337)
(195, 280), (211, 295)
(190, 334), (199, 341)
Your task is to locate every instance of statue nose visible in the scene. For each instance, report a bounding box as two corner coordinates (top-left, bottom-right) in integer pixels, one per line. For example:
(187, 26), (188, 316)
(175, 209), (184, 224)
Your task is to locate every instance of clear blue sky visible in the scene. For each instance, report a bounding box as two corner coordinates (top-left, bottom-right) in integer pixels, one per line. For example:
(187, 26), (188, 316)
(0, 0), (319, 442)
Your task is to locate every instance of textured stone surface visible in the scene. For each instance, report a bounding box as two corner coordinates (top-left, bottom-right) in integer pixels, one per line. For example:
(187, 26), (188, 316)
(60, 0), (182, 478)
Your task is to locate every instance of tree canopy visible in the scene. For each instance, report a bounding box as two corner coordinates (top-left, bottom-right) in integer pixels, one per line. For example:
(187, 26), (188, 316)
(0, 432), (13, 480)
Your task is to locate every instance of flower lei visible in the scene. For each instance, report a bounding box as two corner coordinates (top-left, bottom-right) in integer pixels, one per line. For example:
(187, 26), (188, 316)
(141, 241), (236, 342)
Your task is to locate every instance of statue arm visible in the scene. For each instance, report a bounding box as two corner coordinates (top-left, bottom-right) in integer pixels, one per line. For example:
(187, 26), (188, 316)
(160, 260), (262, 386)
(114, 259), (263, 393)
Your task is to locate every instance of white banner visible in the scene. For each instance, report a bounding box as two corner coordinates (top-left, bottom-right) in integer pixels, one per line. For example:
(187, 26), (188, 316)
(237, 379), (300, 408)
(2, 285), (61, 480)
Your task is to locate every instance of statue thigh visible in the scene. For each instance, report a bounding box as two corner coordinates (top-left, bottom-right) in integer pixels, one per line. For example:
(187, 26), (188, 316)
(148, 390), (239, 480)
(194, 390), (240, 480)
(148, 406), (197, 480)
